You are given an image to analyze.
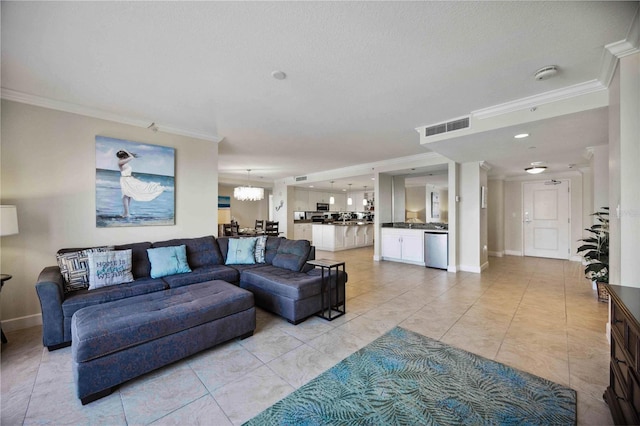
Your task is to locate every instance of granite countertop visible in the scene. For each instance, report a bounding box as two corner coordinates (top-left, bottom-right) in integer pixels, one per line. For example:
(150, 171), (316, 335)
(312, 221), (374, 226)
(381, 222), (448, 231)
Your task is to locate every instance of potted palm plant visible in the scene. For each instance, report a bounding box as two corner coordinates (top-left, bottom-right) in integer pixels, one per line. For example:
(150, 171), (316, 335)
(577, 207), (609, 301)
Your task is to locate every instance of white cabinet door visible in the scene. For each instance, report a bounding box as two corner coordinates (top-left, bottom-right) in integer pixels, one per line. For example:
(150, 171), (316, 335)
(321, 226), (336, 249)
(308, 191), (329, 206)
(401, 232), (424, 263)
(381, 228), (423, 264)
(294, 189), (309, 211)
(312, 225), (324, 245)
(294, 224), (313, 241)
(332, 193), (346, 211)
(352, 191), (365, 212)
(381, 230), (402, 259)
(302, 224), (312, 243)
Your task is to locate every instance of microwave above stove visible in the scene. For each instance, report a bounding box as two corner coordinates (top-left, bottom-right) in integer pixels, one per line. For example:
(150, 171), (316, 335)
(317, 203), (330, 211)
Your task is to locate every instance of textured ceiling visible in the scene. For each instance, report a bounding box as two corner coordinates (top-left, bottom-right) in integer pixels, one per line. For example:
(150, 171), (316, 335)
(2, 1), (638, 188)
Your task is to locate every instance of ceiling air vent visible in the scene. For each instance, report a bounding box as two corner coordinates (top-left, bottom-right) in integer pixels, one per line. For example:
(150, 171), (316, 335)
(424, 116), (470, 137)
(295, 176), (307, 182)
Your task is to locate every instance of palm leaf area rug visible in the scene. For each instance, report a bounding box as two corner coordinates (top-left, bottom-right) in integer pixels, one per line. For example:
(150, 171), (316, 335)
(244, 327), (576, 426)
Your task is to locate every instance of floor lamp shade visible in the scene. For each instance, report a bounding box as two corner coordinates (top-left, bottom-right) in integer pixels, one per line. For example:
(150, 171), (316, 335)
(1, 205), (19, 236)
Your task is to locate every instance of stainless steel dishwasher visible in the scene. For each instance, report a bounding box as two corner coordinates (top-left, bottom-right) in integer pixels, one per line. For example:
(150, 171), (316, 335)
(424, 232), (448, 269)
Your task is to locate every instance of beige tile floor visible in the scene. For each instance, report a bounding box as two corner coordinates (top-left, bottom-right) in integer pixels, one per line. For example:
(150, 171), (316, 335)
(1, 247), (613, 425)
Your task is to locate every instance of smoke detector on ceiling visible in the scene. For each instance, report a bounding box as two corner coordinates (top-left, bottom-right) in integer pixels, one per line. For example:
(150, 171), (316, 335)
(534, 65), (558, 81)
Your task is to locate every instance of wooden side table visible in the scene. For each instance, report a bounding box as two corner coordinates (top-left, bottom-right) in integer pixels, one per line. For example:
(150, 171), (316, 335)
(0, 274), (11, 343)
(307, 259), (346, 321)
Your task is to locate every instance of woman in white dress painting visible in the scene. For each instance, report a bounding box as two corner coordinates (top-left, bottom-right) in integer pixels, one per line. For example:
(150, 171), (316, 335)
(116, 149), (164, 218)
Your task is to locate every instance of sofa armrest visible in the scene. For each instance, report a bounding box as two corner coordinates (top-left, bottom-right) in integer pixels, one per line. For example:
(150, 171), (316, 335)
(300, 246), (316, 273)
(35, 266), (67, 349)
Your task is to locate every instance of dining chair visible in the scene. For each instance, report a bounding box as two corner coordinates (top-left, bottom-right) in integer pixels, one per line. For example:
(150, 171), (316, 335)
(255, 220), (265, 231)
(265, 221), (279, 236)
(223, 223), (239, 237)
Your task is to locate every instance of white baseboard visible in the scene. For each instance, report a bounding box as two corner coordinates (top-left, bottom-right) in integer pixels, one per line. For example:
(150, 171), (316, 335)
(569, 255), (582, 262)
(488, 251), (504, 257)
(480, 261), (489, 271)
(504, 250), (523, 256)
(447, 265), (458, 273)
(1, 313), (42, 332)
(459, 264), (482, 273)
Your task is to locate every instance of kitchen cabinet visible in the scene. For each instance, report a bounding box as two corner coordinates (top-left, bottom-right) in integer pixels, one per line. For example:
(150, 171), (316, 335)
(346, 191), (366, 212)
(293, 223), (312, 242)
(604, 284), (640, 425)
(381, 228), (424, 265)
(313, 224), (341, 250)
(312, 223), (373, 251)
(332, 193), (346, 211)
(308, 191), (346, 211)
(308, 191), (330, 206)
(293, 188), (309, 211)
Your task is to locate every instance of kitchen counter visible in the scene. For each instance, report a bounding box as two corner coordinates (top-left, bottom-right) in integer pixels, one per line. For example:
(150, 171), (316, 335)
(312, 223), (373, 251)
(315, 221), (374, 226)
(381, 222), (448, 232)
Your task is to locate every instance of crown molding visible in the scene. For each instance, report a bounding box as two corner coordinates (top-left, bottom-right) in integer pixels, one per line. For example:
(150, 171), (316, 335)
(601, 8), (639, 87)
(1, 88), (223, 143)
(472, 80), (606, 120)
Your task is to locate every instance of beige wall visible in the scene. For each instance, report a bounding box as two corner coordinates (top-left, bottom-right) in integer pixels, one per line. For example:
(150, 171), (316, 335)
(218, 184), (270, 229)
(0, 100), (219, 329)
(610, 52), (640, 286)
(458, 162), (482, 272)
(487, 179), (505, 256)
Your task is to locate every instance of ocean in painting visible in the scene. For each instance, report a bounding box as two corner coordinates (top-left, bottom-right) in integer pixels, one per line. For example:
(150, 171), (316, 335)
(96, 168), (175, 228)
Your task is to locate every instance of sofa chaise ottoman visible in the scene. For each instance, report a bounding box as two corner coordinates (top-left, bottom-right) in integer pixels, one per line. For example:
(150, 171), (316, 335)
(71, 279), (255, 404)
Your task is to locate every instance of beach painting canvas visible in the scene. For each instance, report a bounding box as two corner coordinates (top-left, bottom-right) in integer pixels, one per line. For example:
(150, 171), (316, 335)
(96, 136), (175, 228)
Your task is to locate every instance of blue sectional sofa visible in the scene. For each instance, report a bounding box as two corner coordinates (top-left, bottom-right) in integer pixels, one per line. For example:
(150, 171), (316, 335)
(35, 235), (346, 350)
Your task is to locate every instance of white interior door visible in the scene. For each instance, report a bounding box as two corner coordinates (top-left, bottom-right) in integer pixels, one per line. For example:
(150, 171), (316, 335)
(523, 180), (570, 259)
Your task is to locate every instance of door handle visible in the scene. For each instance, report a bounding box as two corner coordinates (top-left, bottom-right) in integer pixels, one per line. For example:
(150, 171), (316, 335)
(524, 211), (532, 223)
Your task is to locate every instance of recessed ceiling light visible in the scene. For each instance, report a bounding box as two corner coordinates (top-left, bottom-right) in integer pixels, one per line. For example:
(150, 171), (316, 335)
(514, 133), (529, 139)
(271, 70), (286, 80)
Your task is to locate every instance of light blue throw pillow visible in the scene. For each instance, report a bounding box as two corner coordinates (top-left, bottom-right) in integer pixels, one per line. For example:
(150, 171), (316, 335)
(147, 245), (192, 279)
(226, 238), (257, 265)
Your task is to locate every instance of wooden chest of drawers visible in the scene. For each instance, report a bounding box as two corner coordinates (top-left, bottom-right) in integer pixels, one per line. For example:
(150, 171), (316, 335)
(605, 284), (640, 424)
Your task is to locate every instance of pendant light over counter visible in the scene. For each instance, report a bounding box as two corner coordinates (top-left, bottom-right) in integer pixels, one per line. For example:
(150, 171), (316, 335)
(329, 181), (335, 205)
(347, 184), (353, 206)
(234, 169), (264, 201)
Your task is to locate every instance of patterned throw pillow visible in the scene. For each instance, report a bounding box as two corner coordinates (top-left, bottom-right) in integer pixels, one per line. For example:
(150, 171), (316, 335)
(225, 238), (257, 265)
(146, 245), (192, 279)
(254, 235), (268, 263)
(57, 246), (114, 293)
(87, 249), (135, 290)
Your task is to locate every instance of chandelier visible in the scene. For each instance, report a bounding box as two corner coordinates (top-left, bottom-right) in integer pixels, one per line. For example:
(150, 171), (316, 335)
(234, 169), (264, 201)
